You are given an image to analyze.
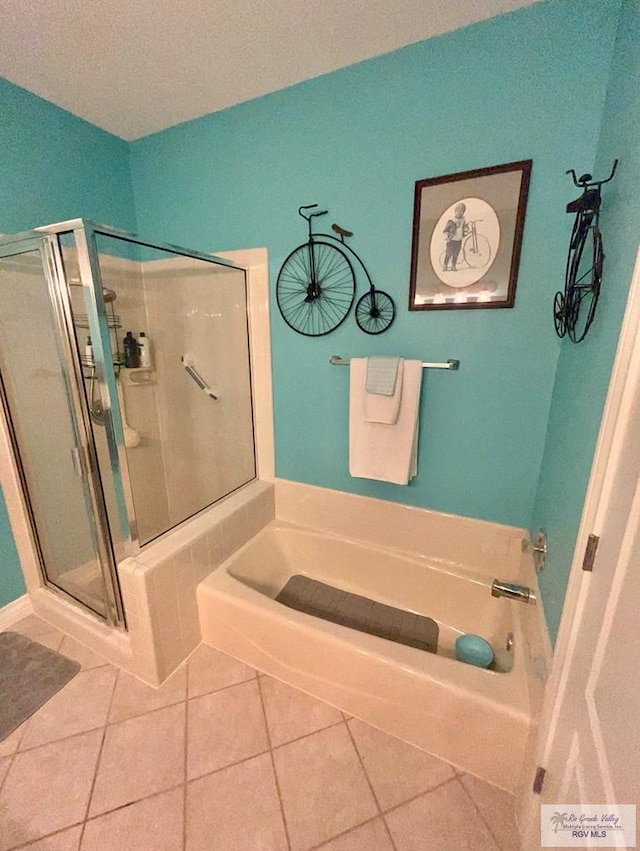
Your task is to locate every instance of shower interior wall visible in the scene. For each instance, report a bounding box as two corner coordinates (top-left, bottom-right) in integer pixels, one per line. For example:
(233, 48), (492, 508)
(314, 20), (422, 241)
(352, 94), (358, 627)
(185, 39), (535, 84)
(64, 244), (256, 550)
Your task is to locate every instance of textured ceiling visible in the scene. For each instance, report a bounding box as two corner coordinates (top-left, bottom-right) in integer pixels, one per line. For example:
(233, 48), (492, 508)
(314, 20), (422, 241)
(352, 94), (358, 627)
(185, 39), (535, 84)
(0, 0), (538, 140)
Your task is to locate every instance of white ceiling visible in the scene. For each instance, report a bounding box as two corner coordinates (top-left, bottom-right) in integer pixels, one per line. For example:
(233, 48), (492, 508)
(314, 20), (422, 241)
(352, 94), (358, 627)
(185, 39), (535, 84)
(0, 0), (538, 141)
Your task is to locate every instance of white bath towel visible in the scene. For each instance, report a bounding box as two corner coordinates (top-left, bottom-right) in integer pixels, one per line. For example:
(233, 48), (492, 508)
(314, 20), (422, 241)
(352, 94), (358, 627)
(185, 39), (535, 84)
(364, 357), (403, 424)
(349, 358), (422, 485)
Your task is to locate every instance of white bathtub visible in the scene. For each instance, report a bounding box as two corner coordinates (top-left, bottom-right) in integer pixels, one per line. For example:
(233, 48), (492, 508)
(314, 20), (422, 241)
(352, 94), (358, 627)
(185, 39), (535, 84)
(198, 519), (534, 792)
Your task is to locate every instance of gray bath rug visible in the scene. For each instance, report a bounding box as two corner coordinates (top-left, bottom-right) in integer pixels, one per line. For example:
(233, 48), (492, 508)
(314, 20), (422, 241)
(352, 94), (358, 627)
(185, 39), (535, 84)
(276, 575), (439, 653)
(0, 631), (81, 741)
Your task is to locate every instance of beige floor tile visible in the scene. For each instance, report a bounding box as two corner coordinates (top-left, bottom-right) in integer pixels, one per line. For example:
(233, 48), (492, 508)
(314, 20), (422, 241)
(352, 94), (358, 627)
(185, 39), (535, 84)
(89, 702), (185, 816)
(260, 676), (343, 747)
(0, 722), (25, 759)
(186, 753), (287, 851)
(0, 729), (102, 851)
(348, 717), (456, 810)
(20, 667), (117, 750)
(108, 666), (187, 724)
(10, 615), (57, 638)
(11, 616), (65, 652)
(20, 825), (83, 850)
(82, 786), (184, 850)
(273, 724), (378, 850)
(460, 774), (520, 851)
(384, 779), (501, 851)
(316, 818), (395, 850)
(58, 636), (109, 670)
(187, 679), (268, 779)
(187, 644), (256, 698)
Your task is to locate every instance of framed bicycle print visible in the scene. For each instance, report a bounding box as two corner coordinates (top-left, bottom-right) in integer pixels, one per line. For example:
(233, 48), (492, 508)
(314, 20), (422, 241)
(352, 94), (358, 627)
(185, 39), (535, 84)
(408, 160), (532, 311)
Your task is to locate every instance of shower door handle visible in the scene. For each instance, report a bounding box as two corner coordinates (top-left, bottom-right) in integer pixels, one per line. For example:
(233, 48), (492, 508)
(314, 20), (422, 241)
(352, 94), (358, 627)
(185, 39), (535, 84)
(70, 446), (83, 478)
(181, 357), (219, 400)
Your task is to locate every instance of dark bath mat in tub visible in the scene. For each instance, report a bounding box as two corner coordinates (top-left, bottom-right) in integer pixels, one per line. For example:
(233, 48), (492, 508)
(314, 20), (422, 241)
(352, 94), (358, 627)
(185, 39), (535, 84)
(0, 631), (81, 741)
(275, 575), (439, 653)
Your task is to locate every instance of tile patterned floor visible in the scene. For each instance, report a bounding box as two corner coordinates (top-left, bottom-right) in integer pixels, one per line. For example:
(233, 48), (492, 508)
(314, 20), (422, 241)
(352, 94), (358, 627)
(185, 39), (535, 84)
(0, 616), (521, 850)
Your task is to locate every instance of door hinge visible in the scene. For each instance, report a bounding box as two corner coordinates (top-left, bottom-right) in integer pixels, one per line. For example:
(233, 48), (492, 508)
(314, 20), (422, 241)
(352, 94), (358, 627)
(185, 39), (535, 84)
(582, 534), (600, 572)
(533, 766), (546, 794)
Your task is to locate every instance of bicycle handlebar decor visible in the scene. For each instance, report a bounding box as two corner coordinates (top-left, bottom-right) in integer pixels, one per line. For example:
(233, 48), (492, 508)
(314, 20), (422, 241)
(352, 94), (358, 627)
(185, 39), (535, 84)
(276, 205), (395, 337)
(553, 160), (618, 343)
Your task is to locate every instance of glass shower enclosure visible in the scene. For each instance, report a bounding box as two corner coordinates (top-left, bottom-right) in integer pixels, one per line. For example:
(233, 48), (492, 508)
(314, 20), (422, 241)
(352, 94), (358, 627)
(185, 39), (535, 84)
(0, 220), (256, 626)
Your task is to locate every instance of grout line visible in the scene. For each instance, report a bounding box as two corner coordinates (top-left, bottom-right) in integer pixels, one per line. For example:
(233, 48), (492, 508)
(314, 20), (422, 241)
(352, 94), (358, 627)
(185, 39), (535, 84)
(79, 665), (121, 844)
(182, 679), (188, 851)
(343, 719), (383, 812)
(343, 720), (399, 850)
(307, 815), (383, 850)
(457, 774), (506, 850)
(379, 775), (466, 850)
(10, 667), (124, 758)
(187, 671), (257, 703)
(256, 676), (292, 851)
(269, 718), (347, 753)
(380, 774), (459, 818)
(188, 746), (272, 786)
(106, 692), (187, 727)
(12, 782), (192, 851)
(9, 820), (85, 850)
(0, 750), (16, 795)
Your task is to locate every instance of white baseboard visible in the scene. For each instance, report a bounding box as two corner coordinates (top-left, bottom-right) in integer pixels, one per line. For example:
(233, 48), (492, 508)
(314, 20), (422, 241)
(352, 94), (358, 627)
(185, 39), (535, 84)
(0, 594), (33, 630)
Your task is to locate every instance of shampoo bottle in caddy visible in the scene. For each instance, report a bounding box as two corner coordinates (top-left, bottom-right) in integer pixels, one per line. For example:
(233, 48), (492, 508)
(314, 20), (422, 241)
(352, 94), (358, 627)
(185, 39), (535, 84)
(123, 331), (140, 368)
(138, 331), (152, 368)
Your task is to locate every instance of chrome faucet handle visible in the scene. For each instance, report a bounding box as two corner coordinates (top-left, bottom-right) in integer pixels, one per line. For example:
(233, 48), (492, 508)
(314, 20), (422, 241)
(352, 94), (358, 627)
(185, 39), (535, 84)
(491, 580), (537, 605)
(521, 530), (547, 573)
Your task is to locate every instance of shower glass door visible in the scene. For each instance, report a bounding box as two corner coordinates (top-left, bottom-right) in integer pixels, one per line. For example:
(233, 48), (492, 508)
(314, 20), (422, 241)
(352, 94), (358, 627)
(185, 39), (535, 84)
(0, 237), (124, 624)
(90, 231), (256, 546)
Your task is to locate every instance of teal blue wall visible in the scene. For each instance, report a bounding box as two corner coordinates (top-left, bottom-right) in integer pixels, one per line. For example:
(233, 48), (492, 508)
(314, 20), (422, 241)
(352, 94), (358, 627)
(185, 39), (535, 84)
(533, 0), (640, 644)
(0, 497), (23, 608)
(0, 77), (137, 607)
(130, 0), (617, 530)
(0, 78), (137, 234)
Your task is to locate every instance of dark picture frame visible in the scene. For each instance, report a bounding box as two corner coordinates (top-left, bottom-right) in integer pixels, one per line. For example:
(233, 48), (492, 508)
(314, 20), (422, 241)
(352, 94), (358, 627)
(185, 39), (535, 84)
(408, 160), (532, 311)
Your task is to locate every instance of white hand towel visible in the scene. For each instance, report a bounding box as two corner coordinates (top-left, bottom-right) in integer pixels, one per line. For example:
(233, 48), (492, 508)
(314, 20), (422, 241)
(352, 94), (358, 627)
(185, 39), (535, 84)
(364, 357), (403, 424)
(349, 358), (422, 485)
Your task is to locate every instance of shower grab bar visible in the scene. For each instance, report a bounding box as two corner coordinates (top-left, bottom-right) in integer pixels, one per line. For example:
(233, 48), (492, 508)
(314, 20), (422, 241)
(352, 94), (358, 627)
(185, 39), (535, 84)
(181, 356), (219, 400)
(329, 355), (460, 370)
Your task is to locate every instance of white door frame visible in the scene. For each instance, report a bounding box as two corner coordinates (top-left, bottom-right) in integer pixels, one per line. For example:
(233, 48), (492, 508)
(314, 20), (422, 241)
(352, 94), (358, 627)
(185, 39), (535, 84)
(519, 242), (640, 840)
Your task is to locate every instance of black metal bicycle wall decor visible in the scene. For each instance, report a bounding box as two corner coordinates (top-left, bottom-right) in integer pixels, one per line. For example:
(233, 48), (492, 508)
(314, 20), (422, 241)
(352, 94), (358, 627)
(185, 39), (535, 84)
(553, 160), (618, 343)
(276, 205), (396, 336)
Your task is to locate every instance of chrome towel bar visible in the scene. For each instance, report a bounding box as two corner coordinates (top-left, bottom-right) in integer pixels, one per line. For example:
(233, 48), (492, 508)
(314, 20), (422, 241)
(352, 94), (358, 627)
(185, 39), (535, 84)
(329, 355), (460, 370)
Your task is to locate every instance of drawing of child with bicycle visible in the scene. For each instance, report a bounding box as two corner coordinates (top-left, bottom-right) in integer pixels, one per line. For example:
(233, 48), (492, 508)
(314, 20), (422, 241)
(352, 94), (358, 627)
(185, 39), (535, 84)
(442, 202), (469, 271)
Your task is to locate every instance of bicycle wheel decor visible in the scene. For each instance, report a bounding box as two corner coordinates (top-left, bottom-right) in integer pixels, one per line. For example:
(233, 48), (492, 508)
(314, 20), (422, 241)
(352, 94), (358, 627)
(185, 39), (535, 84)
(276, 204), (395, 337)
(355, 290), (396, 335)
(553, 161), (616, 344)
(276, 241), (355, 337)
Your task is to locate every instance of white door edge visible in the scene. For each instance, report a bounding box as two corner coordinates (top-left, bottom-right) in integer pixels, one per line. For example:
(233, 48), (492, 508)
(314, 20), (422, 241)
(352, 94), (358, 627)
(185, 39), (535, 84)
(520, 242), (640, 833)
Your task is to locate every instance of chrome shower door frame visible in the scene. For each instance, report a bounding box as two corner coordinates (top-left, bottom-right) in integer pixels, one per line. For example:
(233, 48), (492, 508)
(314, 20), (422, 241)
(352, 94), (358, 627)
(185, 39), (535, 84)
(42, 219), (242, 555)
(0, 232), (125, 627)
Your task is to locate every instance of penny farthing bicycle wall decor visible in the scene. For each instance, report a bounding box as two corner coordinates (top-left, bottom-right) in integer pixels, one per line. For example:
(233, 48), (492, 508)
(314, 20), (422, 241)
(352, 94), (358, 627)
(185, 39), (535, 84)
(276, 205), (396, 336)
(554, 160), (618, 343)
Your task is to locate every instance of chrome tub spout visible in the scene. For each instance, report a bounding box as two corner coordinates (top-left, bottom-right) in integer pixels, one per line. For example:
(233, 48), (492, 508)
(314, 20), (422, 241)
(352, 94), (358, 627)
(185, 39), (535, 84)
(491, 579), (536, 605)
